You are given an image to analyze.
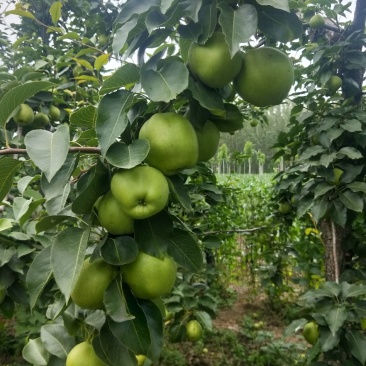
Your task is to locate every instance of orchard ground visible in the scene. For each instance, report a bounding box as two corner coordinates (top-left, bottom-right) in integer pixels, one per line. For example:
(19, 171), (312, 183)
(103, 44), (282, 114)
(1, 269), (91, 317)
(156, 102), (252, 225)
(0, 173), (314, 366)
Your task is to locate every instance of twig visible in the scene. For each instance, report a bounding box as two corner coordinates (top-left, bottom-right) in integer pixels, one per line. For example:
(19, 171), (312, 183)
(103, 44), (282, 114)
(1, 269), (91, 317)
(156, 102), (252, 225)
(0, 147), (101, 155)
(199, 226), (267, 236)
(331, 220), (339, 284)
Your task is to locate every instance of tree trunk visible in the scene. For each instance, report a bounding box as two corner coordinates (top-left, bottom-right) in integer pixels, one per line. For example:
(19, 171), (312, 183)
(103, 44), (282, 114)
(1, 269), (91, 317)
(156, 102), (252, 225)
(319, 219), (346, 282)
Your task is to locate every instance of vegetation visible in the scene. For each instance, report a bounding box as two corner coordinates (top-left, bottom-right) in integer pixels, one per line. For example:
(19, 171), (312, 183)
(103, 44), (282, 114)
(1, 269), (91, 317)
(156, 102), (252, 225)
(0, 0), (365, 365)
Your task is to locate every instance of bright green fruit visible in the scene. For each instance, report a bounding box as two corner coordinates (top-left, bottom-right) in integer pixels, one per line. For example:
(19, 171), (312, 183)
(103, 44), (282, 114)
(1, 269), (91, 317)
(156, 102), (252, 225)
(303, 322), (319, 345)
(66, 341), (106, 366)
(210, 103), (243, 133)
(278, 202), (291, 214)
(186, 320), (203, 342)
(49, 105), (61, 121)
(188, 32), (242, 89)
(97, 190), (134, 235)
(32, 113), (50, 128)
(136, 355), (147, 366)
(325, 75), (342, 95)
(361, 318), (366, 330)
(309, 14), (325, 29)
(71, 258), (116, 309)
(13, 104), (34, 126)
(333, 168), (344, 185)
(138, 112), (199, 175)
(110, 165), (169, 219)
(250, 119), (259, 127)
(195, 121), (220, 162)
(234, 47), (294, 107)
(98, 34), (108, 46)
(122, 252), (177, 299)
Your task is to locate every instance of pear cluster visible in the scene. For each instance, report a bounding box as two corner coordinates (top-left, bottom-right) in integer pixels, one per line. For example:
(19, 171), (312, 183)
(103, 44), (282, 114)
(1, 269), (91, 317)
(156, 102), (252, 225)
(12, 103), (60, 128)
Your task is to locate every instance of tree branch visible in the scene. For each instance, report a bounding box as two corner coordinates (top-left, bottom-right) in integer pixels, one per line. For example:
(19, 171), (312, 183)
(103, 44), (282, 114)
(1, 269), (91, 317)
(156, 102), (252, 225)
(0, 147), (101, 155)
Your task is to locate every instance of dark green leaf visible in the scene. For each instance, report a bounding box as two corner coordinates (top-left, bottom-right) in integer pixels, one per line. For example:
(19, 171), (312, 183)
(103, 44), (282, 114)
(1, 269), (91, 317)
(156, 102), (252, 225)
(71, 160), (109, 214)
(339, 191), (363, 213)
(134, 210), (173, 257)
(342, 283), (366, 299)
(284, 318), (308, 337)
(96, 90), (134, 157)
(256, 0), (289, 11)
(36, 215), (78, 233)
(93, 323), (137, 366)
(314, 183), (334, 199)
(347, 181), (366, 193)
(101, 237), (139, 266)
(346, 330), (366, 365)
(26, 246), (52, 310)
(337, 147), (362, 160)
(139, 300), (163, 361)
(70, 106), (97, 129)
(51, 227), (90, 302)
(100, 63), (140, 95)
(330, 201), (347, 227)
(258, 7), (302, 42)
(341, 119), (362, 132)
(320, 328), (340, 352)
(195, 310), (212, 331)
(141, 57), (189, 103)
(0, 158), (22, 204)
(109, 285), (151, 355)
(167, 175), (192, 211)
(168, 229), (203, 272)
(106, 140), (149, 169)
(218, 3), (257, 56)
(104, 275), (134, 323)
(325, 306), (347, 336)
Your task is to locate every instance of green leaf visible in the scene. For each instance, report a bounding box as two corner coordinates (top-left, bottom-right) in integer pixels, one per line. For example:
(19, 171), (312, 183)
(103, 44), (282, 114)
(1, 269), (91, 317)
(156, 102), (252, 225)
(96, 90), (134, 157)
(257, 7), (302, 42)
(41, 155), (78, 200)
(104, 275), (134, 323)
(71, 160), (109, 214)
(112, 18), (138, 55)
(168, 229), (203, 272)
(218, 3), (257, 56)
(341, 119), (362, 132)
(26, 246), (53, 310)
(0, 247), (17, 266)
(100, 63), (140, 95)
(101, 237), (139, 266)
(299, 146), (325, 160)
(70, 106), (97, 129)
(139, 300), (163, 361)
(141, 57), (189, 103)
(93, 323), (137, 366)
(167, 175), (192, 211)
(195, 310), (213, 331)
(284, 318), (308, 337)
(19, 198), (46, 226)
(339, 191), (363, 212)
(109, 286), (151, 355)
(134, 210), (173, 257)
(341, 283), (366, 299)
(13, 197), (31, 222)
(0, 218), (12, 232)
(256, 0), (289, 12)
(337, 147), (362, 160)
(5, 9), (36, 19)
(330, 201), (347, 227)
(73, 58), (93, 71)
(325, 305), (347, 336)
(0, 158), (22, 204)
(36, 215), (78, 233)
(25, 124), (70, 182)
(94, 54), (110, 71)
(346, 330), (366, 365)
(0, 81), (54, 128)
(319, 328), (340, 352)
(106, 140), (150, 169)
(57, 32), (80, 41)
(49, 1), (62, 24)
(40, 324), (74, 359)
(22, 338), (49, 366)
(347, 181), (366, 193)
(310, 199), (329, 222)
(51, 227), (90, 302)
(314, 182), (334, 199)
(188, 78), (225, 116)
